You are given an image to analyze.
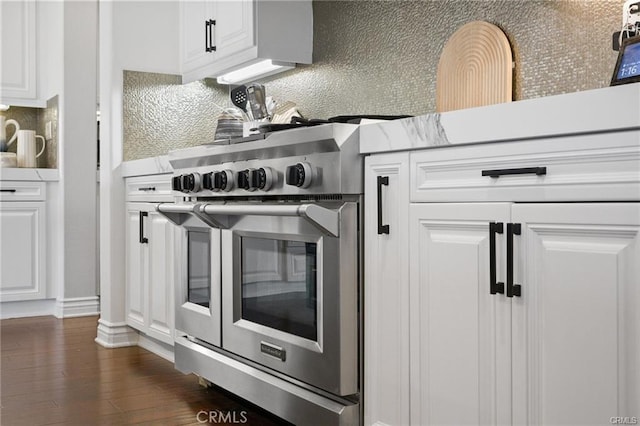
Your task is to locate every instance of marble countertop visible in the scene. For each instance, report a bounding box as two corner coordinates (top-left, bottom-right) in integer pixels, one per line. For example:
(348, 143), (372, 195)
(360, 84), (640, 154)
(0, 168), (59, 181)
(121, 155), (172, 177)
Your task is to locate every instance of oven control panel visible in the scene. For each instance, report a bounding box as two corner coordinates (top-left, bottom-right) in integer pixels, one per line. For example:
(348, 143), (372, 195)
(172, 163), (309, 195)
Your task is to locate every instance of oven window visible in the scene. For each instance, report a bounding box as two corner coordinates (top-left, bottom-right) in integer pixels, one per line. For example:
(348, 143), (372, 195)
(187, 230), (210, 308)
(241, 237), (317, 341)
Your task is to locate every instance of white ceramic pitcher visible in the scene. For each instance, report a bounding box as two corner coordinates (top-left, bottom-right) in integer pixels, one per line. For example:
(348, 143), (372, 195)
(16, 130), (45, 168)
(0, 116), (20, 151)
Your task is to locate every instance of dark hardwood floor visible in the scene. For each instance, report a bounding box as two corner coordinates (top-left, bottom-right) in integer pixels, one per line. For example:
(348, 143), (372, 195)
(0, 315), (287, 425)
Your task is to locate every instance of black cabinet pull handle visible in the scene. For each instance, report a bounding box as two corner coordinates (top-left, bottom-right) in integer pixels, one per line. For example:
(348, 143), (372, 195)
(209, 19), (216, 52)
(138, 187), (156, 192)
(482, 167), (547, 178)
(506, 223), (522, 297)
(139, 211), (148, 244)
(205, 20), (210, 52)
(0, 189), (17, 193)
(377, 176), (389, 235)
(489, 222), (505, 295)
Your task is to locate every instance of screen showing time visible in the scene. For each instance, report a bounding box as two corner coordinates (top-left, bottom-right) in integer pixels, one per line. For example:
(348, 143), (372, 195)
(617, 42), (640, 79)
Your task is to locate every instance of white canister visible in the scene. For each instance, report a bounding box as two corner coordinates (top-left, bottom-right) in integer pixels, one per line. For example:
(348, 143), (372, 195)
(16, 130), (45, 168)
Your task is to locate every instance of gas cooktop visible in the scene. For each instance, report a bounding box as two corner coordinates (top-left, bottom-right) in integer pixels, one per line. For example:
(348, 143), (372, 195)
(169, 123), (363, 198)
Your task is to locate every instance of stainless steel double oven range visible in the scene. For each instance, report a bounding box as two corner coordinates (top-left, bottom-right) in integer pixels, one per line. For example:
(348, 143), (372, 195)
(157, 124), (363, 425)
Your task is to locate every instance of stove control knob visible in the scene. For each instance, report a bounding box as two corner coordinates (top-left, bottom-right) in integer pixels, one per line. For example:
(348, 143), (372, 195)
(286, 162), (312, 188)
(237, 169), (255, 191)
(172, 175), (183, 192)
(182, 173), (201, 193)
(250, 167), (274, 191)
(202, 172), (214, 190)
(213, 170), (234, 192)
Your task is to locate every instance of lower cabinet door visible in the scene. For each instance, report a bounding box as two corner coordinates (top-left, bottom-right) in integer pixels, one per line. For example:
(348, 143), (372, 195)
(0, 201), (46, 301)
(125, 203), (176, 345)
(125, 204), (147, 331)
(409, 202), (512, 426)
(147, 210), (175, 345)
(364, 153), (411, 426)
(512, 203), (640, 426)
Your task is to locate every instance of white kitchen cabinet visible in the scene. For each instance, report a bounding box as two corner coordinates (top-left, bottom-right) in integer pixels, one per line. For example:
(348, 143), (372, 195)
(125, 201), (176, 346)
(181, 1), (253, 76)
(409, 202), (513, 425)
(511, 203), (640, 425)
(363, 152), (411, 426)
(180, 0), (312, 84)
(364, 129), (640, 425)
(0, 0), (37, 104)
(408, 202), (640, 425)
(0, 200), (46, 302)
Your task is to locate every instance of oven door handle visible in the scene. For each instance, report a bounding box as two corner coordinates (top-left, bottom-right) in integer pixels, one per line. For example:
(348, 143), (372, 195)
(156, 203), (197, 226)
(200, 203), (340, 237)
(156, 202), (228, 228)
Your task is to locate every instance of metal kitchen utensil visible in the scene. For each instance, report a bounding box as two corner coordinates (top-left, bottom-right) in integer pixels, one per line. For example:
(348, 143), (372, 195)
(230, 85), (248, 113)
(246, 83), (269, 121)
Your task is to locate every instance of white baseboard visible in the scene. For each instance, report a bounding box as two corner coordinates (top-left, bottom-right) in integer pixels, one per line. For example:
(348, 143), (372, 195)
(94, 319), (175, 362)
(0, 299), (57, 319)
(138, 334), (175, 363)
(95, 318), (139, 348)
(55, 296), (100, 318)
(1, 297), (101, 320)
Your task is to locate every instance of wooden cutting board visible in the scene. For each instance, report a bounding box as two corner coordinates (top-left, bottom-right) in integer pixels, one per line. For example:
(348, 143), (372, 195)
(436, 21), (513, 113)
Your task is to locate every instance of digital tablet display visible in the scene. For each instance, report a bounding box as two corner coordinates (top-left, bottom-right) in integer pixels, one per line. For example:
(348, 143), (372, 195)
(611, 36), (640, 85)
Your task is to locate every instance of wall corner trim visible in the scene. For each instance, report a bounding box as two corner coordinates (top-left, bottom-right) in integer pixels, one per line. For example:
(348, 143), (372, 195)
(95, 318), (139, 348)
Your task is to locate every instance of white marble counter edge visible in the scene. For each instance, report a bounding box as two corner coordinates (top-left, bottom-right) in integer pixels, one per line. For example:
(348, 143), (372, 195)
(0, 168), (59, 181)
(121, 155), (172, 177)
(359, 84), (640, 154)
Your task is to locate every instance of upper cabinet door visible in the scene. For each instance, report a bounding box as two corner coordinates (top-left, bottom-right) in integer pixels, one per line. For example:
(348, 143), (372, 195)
(0, 0), (36, 101)
(511, 203), (640, 425)
(181, 0), (254, 78)
(214, 0), (254, 59)
(181, 1), (216, 73)
(180, 0), (312, 84)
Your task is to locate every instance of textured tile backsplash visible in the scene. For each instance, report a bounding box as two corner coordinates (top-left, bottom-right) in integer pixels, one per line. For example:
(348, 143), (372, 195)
(123, 0), (621, 161)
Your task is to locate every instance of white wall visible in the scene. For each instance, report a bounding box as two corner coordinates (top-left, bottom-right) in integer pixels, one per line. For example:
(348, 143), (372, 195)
(61, 1), (98, 301)
(113, 1), (181, 75)
(37, 0), (64, 302)
(97, 0), (179, 346)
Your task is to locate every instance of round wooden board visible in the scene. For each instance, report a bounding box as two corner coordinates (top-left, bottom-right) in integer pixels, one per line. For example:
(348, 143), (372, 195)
(436, 21), (513, 113)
